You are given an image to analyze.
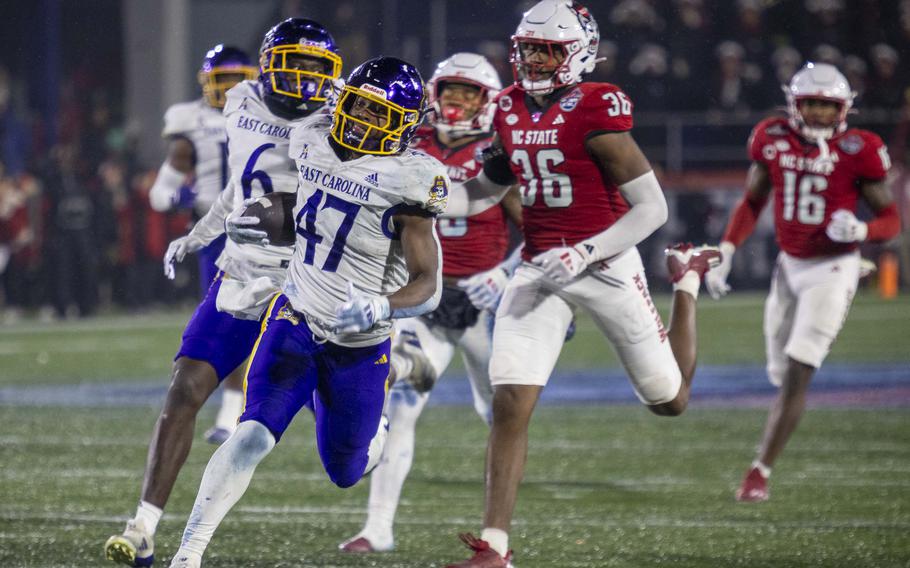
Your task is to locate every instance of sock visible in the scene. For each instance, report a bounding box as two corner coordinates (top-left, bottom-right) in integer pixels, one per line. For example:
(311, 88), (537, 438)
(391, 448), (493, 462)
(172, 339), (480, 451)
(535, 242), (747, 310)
(215, 389), (244, 431)
(390, 352), (413, 383)
(480, 528), (509, 557)
(752, 460), (772, 478)
(177, 421), (275, 557)
(672, 271), (700, 299)
(135, 501), (163, 535)
(362, 389), (430, 547)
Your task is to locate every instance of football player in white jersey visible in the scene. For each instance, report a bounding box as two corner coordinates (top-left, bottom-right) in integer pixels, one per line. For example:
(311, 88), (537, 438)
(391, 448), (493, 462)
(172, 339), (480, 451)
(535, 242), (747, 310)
(104, 19), (342, 568)
(148, 44), (256, 446)
(167, 56), (448, 568)
(339, 52), (524, 554)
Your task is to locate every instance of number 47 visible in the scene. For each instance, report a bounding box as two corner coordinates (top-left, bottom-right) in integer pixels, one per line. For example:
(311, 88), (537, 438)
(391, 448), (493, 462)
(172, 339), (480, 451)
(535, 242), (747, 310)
(295, 188), (361, 273)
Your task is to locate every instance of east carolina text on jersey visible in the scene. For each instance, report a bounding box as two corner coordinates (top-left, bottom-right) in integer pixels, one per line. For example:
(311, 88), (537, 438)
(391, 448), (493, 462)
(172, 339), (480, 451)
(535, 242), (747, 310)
(297, 164), (373, 201)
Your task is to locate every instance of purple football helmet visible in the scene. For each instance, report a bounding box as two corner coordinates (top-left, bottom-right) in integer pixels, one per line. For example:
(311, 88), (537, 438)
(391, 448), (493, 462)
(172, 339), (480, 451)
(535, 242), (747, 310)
(259, 18), (342, 117)
(198, 44), (257, 108)
(331, 57), (426, 155)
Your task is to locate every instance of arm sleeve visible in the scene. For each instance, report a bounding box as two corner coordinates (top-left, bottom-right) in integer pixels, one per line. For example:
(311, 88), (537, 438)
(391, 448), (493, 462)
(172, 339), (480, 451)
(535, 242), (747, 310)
(574, 170), (667, 262)
(866, 203), (901, 241)
(187, 178), (237, 245)
(722, 189), (769, 247)
(148, 161), (186, 212)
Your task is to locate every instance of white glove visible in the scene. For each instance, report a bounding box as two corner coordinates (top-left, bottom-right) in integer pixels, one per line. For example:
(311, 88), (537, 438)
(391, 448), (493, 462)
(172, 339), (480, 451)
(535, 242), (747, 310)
(335, 283), (391, 333)
(163, 235), (206, 280)
(531, 246), (592, 284)
(826, 209), (868, 243)
(705, 241), (736, 300)
(225, 197), (270, 246)
(458, 267), (510, 311)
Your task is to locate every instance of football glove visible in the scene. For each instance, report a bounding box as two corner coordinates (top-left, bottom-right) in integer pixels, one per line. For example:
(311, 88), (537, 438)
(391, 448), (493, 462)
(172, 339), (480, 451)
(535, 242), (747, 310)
(705, 242), (736, 300)
(458, 266), (510, 311)
(335, 283), (391, 333)
(163, 235), (206, 280)
(531, 246), (593, 284)
(225, 198), (270, 246)
(825, 209), (868, 243)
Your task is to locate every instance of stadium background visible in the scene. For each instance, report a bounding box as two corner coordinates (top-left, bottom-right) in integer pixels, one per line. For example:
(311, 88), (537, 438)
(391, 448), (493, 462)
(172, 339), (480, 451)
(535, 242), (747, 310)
(0, 1), (908, 567)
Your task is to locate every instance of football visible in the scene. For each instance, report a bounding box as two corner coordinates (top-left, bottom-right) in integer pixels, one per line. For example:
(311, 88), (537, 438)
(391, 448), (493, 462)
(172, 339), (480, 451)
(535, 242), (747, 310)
(241, 192), (297, 247)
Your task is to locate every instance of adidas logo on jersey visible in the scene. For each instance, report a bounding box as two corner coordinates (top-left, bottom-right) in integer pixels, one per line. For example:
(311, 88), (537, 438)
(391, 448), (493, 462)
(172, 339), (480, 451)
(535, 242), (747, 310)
(364, 172), (379, 187)
(374, 354), (388, 365)
(553, 114), (565, 125)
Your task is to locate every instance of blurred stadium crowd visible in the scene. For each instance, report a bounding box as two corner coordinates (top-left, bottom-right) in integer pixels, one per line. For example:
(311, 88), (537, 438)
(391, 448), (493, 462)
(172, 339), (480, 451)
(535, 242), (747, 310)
(1, 0), (909, 321)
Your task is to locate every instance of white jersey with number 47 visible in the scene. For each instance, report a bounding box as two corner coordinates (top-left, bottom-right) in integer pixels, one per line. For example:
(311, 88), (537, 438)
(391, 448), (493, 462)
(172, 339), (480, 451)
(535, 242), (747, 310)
(283, 114), (450, 346)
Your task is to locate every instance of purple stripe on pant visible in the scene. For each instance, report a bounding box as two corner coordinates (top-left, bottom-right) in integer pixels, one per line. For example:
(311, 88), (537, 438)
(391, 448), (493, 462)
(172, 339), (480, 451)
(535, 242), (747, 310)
(240, 294), (391, 488)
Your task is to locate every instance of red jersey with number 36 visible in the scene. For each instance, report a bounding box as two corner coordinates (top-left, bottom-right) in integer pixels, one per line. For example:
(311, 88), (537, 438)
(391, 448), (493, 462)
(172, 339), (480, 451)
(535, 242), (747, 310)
(412, 127), (509, 277)
(749, 117), (890, 258)
(493, 82), (634, 260)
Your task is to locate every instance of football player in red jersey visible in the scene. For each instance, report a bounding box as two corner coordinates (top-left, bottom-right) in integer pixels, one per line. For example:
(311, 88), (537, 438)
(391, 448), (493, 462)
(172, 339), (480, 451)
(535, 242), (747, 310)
(442, 2), (721, 566)
(705, 62), (899, 503)
(338, 52), (524, 554)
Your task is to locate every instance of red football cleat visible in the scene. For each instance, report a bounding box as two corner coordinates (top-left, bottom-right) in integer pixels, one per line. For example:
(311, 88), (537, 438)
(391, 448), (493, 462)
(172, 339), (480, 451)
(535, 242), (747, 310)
(338, 536), (375, 553)
(445, 533), (513, 568)
(735, 467), (770, 502)
(665, 243), (723, 283)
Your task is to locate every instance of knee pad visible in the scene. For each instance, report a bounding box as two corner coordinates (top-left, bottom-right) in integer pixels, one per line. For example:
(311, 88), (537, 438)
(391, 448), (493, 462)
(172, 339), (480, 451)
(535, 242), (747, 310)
(632, 365), (682, 406)
(226, 421), (276, 469)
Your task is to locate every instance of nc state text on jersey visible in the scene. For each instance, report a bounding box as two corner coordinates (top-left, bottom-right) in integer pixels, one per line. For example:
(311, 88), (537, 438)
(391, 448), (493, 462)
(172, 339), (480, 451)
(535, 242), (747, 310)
(511, 129), (559, 145)
(779, 153), (838, 175)
(298, 164), (372, 201)
(236, 115), (292, 139)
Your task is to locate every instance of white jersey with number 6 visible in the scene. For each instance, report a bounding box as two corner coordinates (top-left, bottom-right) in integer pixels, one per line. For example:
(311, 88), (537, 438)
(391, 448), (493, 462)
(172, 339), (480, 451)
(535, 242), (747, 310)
(216, 80), (309, 278)
(283, 114), (450, 346)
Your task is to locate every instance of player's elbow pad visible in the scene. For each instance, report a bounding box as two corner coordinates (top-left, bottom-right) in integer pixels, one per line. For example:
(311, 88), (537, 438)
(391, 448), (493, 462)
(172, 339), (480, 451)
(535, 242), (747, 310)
(149, 162), (186, 212)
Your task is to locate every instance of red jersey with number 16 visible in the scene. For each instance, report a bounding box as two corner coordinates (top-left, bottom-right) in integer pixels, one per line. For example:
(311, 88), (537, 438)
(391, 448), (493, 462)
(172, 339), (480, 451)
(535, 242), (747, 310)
(412, 127), (509, 277)
(748, 117), (890, 258)
(493, 82), (634, 260)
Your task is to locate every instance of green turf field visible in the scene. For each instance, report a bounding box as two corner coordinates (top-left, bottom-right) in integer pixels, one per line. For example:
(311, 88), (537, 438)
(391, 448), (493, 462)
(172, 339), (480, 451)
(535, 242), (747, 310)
(1, 406), (908, 567)
(1, 292), (908, 567)
(1, 292), (909, 386)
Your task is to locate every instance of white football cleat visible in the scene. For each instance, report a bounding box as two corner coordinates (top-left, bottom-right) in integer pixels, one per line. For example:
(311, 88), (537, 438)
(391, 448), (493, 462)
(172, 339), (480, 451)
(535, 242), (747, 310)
(168, 550), (202, 567)
(104, 519), (154, 566)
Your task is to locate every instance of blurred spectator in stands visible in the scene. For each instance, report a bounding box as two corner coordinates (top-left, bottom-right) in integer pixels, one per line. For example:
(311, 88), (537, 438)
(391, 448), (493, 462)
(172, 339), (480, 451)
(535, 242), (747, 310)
(866, 43), (903, 108)
(665, 0), (709, 109)
(0, 160), (44, 323)
(843, 55), (869, 105)
(709, 41), (764, 112)
(610, 0), (664, 57)
(0, 67), (30, 177)
(811, 44), (843, 68)
(42, 143), (104, 319)
(626, 43), (670, 111)
(771, 45), (802, 86)
(732, 0), (770, 71)
(801, 0), (849, 54)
